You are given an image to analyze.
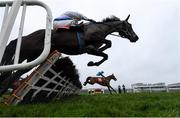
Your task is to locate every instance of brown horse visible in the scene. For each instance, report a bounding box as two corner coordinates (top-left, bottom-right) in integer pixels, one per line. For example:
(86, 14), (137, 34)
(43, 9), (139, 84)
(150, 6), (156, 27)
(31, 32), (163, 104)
(83, 74), (117, 94)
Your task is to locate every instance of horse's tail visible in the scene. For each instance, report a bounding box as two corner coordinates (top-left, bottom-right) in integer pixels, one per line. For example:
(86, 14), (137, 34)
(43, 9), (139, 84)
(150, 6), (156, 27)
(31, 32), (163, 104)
(1, 39), (17, 66)
(0, 40), (17, 88)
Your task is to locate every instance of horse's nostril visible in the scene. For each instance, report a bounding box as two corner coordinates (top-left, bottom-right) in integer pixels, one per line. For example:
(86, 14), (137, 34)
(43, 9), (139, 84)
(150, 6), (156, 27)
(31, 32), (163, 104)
(134, 35), (139, 40)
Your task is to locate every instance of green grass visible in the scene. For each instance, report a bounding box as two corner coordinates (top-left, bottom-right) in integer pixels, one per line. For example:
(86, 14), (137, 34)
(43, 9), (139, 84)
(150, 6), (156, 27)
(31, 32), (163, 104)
(0, 92), (180, 117)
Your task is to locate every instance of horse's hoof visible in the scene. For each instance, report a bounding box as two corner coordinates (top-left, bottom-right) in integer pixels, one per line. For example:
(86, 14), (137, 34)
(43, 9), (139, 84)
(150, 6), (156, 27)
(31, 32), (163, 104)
(87, 61), (94, 66)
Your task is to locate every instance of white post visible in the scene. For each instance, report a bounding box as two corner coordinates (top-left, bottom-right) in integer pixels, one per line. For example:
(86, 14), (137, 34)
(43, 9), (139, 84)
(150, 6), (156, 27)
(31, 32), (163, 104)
(149, 86), (152, 93)
(0, 0), (22, 63)
(14, 3), (26, 64)
(0, 4), (9, 32)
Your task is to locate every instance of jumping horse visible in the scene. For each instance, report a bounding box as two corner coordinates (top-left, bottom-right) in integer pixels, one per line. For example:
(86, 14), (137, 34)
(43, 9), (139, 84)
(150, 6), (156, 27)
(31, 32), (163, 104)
(84, 74), (117, 94)
(0, 15), (139, 96)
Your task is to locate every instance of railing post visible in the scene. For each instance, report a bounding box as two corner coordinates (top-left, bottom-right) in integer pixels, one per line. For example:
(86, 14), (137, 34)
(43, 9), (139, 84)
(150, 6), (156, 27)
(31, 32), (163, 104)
(0, 4), (9, 32)
(0, 0), (22, 63)
(14, 3), (27, 64)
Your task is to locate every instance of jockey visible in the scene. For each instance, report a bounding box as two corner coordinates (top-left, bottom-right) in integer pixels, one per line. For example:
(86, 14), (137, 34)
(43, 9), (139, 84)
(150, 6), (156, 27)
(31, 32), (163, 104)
(53, 11), (95, 31)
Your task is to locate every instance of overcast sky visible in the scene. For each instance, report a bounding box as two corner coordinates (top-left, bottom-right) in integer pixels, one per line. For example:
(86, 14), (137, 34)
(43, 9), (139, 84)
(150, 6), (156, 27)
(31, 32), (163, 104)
(0, 0), (180, 89)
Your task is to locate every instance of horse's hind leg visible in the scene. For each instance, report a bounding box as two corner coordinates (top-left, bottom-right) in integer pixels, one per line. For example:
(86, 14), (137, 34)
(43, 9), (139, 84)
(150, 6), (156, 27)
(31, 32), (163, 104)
(83, 81), (88, 86)
(0, 71), (12, 86)
(83, 77), (91, 86)
(85, 45), (108, 66)
(0, 74), (15, 96)
(0, 69), (30, 96)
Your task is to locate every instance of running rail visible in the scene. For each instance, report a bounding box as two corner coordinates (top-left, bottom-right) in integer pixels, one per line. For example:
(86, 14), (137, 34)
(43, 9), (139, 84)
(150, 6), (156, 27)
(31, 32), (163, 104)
(0, 0), (52, 72)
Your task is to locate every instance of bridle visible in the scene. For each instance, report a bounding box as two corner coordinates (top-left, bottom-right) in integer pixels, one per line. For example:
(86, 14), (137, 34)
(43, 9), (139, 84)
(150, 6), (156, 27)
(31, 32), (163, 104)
(103, 21), (127, 38)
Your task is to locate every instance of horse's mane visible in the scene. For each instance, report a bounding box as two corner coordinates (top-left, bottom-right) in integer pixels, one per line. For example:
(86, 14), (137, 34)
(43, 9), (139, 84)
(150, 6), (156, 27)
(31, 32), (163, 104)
(102, 15), (121, 22)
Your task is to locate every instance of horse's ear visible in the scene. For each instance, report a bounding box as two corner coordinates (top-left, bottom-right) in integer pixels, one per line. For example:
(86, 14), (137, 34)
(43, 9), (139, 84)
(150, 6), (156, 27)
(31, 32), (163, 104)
(125, 14), (130, 21)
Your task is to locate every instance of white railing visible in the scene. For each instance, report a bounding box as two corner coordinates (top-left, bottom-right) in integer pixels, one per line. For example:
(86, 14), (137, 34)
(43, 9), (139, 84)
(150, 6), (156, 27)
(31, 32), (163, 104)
(0, 0), (52, 72)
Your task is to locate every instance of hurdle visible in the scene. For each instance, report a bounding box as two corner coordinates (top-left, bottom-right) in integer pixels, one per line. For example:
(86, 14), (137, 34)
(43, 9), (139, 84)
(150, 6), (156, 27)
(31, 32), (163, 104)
(3, 50), (81, 105)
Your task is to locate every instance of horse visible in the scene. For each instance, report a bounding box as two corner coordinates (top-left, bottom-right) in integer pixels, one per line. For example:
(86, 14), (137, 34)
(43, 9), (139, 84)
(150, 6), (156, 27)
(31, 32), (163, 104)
(0, 15), (139, 96)
(83, 74), (117, 94)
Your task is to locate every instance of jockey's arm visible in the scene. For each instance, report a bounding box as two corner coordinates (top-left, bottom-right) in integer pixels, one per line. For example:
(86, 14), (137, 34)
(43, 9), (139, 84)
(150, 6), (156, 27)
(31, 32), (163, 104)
(81, 15), (96, 23)
(64, 11), (96, 23)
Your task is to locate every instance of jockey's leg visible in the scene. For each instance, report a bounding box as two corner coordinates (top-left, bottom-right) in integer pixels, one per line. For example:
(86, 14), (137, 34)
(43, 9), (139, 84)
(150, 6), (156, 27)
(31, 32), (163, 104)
(70, 25), (84, 32)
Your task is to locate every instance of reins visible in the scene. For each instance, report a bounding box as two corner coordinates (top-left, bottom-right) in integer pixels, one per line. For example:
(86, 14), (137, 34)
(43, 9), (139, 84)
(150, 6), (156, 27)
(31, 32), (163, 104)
(102, 21), (123, 38)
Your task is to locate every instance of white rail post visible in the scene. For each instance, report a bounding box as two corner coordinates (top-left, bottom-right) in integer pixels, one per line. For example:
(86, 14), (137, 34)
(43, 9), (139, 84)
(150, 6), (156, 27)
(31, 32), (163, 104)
(14, 3), (27, 64)
(0, 0), (22, 63)
(0, 4), (9, 32)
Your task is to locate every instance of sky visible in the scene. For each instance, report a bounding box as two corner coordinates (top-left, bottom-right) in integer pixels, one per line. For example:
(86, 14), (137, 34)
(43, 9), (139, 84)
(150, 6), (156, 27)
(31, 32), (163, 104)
(0, 0), (180, 89)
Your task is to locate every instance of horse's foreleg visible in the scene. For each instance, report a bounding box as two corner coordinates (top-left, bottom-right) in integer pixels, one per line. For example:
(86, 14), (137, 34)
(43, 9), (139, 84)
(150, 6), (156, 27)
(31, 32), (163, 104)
(85, 45), (108, 66)
(98, 40), (112, 52)
(107, 86), (112, 95)
(110, 86), (117, 93)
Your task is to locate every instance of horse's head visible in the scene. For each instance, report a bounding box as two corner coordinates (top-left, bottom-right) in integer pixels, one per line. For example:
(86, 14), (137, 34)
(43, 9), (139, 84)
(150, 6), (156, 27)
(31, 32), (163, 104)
(111, 74), (117, 81)
(117, 15), (139, 42)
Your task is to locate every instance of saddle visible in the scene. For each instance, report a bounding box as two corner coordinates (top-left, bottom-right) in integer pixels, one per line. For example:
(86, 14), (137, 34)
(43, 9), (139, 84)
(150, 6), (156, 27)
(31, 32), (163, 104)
(55, 26), (85, 50)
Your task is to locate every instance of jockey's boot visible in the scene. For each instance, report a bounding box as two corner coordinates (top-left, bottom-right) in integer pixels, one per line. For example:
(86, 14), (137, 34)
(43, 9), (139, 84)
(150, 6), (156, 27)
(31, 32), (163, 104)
(70, 25), (84, 32)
